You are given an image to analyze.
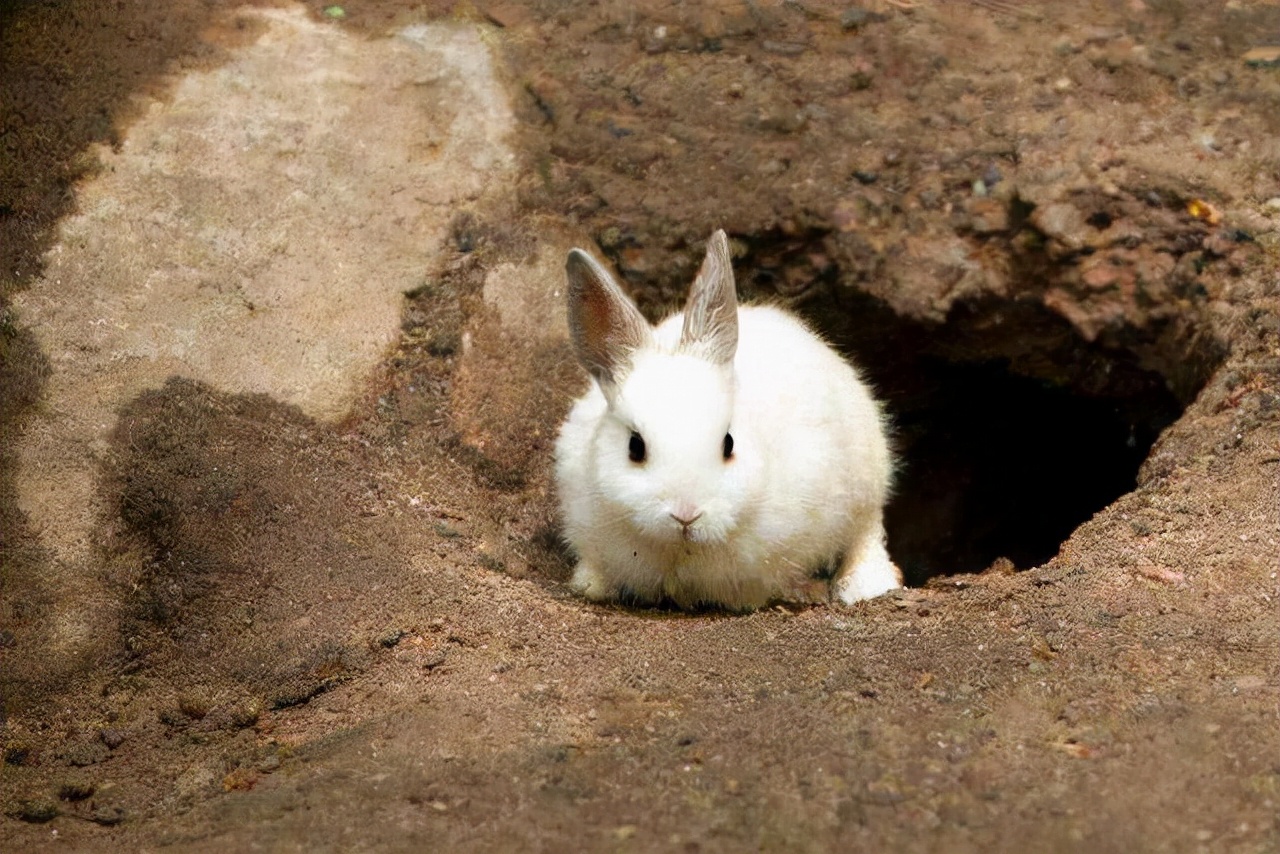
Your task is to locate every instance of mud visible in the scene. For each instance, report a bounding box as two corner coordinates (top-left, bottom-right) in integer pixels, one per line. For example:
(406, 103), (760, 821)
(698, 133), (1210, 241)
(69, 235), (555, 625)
(2, 1), (1278, 852)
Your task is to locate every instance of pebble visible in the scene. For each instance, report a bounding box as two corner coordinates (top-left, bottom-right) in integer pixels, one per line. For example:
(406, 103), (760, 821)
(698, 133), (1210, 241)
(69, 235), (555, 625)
(62, 740), (109, 768)
(15, 799), (59, 823)
(99, 728), (126, 750)
(840, 8), (885, 30)
(90, 805), (126, 826)
(761, 40), (807, 56)
(1030, 202), (1090, 251)
(230, 699), (263, 729)
(378, 628), (408, 648)
(644, 25), (668, 54)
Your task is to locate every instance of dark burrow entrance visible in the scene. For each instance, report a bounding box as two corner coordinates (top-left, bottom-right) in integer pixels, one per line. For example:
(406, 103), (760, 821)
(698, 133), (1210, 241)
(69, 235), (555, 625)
(720, 251), (1219, 588)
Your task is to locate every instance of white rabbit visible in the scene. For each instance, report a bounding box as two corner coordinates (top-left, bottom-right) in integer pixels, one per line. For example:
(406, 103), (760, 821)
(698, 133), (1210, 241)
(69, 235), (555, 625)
(554, 229), (901, 610)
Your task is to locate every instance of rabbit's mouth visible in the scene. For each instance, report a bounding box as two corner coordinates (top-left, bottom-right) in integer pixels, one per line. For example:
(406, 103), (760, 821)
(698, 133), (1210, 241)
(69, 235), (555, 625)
(669, 520), (716, 547)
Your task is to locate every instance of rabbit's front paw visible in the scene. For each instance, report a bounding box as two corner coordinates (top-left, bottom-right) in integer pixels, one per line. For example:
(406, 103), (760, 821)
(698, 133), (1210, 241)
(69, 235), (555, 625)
(834, 537), (902, 605)
(569, 562), (612, 601)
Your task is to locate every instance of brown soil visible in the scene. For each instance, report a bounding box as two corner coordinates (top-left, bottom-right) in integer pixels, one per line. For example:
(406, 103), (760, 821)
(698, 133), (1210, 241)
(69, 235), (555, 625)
(3, 1), (1279, 851)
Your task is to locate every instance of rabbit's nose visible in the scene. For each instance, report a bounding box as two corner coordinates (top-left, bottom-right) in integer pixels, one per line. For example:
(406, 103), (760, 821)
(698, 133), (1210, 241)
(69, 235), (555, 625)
(670, 505), (703, 528)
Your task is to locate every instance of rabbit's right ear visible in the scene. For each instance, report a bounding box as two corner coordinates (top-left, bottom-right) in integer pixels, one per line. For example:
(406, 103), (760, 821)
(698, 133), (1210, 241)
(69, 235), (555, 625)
(680, 230), (738, 365)
(566, 248), (650, 389)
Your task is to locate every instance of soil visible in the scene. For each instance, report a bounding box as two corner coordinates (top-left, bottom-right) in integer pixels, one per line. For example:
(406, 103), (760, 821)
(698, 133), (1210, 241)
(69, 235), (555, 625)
(2, 1), (1279, 852)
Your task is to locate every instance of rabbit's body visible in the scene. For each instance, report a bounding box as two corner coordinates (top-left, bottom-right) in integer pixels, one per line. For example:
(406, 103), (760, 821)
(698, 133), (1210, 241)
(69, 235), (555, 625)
(555, 231), (900, 610)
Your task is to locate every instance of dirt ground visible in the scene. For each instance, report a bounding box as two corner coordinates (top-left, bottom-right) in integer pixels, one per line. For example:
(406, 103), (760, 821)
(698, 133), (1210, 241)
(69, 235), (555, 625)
(2, 1), (1279, 852)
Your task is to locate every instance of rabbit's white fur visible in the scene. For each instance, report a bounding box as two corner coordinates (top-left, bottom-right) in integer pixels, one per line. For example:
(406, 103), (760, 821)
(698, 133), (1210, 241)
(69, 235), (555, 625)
(555, 230), (900, 610)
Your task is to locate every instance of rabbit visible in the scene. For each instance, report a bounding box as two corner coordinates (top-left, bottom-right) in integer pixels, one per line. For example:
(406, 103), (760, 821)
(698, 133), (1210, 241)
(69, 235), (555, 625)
(554, 229), (901, 610)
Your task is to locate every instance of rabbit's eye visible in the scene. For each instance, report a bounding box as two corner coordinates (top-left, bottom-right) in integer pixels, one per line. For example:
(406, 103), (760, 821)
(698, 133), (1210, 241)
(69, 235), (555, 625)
(723, 432), (734, 460)
(628, 431), (647, 464)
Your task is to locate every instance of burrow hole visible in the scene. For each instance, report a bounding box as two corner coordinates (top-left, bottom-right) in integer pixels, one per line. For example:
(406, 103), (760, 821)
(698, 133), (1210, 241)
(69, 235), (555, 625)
(732, 240), (1217, 587)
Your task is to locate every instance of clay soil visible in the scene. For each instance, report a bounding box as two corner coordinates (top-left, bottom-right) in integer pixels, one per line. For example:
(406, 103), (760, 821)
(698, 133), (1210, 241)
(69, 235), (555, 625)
(2, 1), (1279, 852)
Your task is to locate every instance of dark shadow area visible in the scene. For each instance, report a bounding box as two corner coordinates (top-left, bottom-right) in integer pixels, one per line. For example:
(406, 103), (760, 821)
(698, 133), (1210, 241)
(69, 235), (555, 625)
(0, 319), (53, 714)
(824, 294), (1195, 584)
(878, 357), (1179, 584)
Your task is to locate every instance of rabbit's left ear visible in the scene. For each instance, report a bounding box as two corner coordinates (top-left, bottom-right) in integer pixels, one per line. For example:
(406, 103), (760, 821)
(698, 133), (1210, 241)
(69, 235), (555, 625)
(680, 230), (738, 365)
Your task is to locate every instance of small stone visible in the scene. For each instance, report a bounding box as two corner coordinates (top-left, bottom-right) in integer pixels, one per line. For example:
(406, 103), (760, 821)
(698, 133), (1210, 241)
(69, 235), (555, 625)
(597, 226), (623, 249)
(840, 8), (885, 30)
(986, 557), (1016, 575)
(90, 805), (126, 826)
(58, 780), (95, 801)
(178, 692), (211, 720)
(378, 628), (409, 649)
(1031, 202), (1091, 252)
(63, 740), (110, 768)
(644, 25), (669, 54)
(853, 170), (878, 185)
(229, 698), (264, 729)
(755, 107), (808, 134)
(99, 728), (126, 750)
(14, 799), (59, 823)
(761, 40), (807, 56)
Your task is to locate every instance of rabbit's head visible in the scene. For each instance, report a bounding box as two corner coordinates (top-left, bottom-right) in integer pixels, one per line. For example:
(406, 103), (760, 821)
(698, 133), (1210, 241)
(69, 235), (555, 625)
(566, 231), (756, 546)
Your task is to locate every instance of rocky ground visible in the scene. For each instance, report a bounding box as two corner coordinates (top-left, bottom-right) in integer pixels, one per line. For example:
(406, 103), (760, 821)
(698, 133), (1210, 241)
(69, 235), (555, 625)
(2, 1), (1278, 851)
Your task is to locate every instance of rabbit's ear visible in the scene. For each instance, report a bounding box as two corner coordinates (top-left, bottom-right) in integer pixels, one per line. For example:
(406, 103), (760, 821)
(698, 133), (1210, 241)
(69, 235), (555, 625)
(566, 248), (650, 387)
(680, 229), (738, 365)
